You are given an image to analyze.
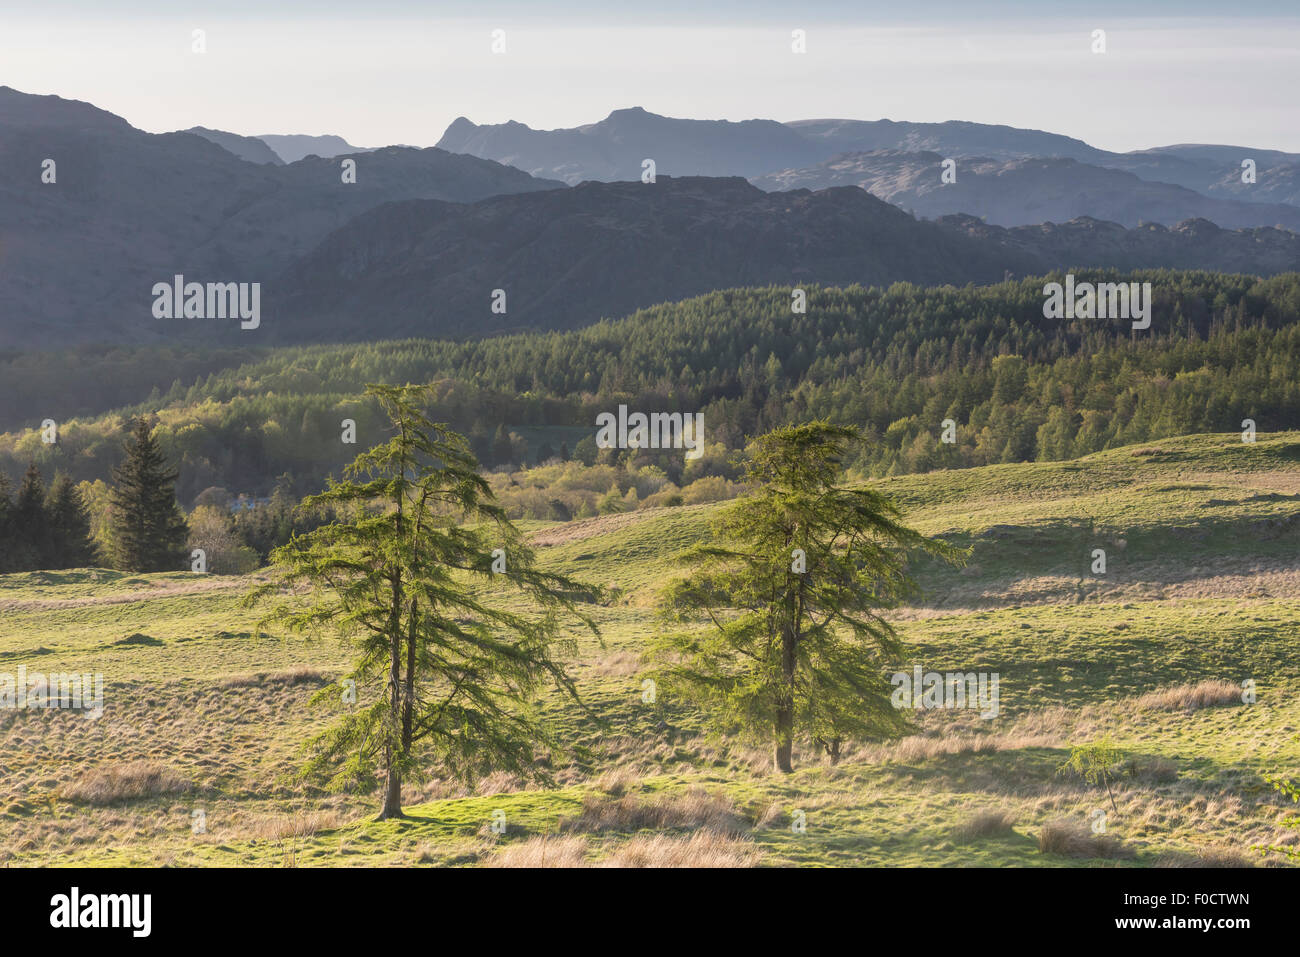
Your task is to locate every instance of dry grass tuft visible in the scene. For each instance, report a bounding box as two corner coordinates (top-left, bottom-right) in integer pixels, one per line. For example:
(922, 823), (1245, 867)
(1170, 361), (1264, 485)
(601, 830), (761, 868)
(752, 799), (787, 830)
(483, 830), (762, 868)
(483, 835), (590, 868)
(219, 666), (332, 689)
(594, 766), (641, 797)
(953, 808), (1017, 843)
(61, 760), (190, 806)
(856, 732), (1058, 765)
(566, 788), (747, 836)
(474, 771), (524, 797)
(1125, 755), (1179, 784)
(246, 810), (342, 841)
(1134, 680), (1241, 712)
(1038, 818), (1135, 859)
(1156, 847), (1256, 868)
(591, 650), (643, 677)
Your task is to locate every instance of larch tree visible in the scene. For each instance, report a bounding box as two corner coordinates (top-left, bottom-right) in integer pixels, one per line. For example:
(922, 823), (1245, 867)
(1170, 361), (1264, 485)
(247, 384), (601, 820)
(656, 421), (964, 773)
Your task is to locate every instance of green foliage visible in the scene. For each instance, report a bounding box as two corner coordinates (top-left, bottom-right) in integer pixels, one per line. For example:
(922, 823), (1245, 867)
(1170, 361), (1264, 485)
(655, 421), (964, 772)
(3, 271), (1299, 502)
(12, 463), (48, 569)
(0, 463), (96, 572)
(1059, 737), (1125, 813)
(1255, 774), (1300, 861)
(245, 384), (602, 818)
(186, 505), (260, 574)
(44, 473), (96, 568)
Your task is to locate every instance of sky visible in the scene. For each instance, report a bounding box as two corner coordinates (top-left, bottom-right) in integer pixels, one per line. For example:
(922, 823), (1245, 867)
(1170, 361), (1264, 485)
(1, 1), (1297, 153)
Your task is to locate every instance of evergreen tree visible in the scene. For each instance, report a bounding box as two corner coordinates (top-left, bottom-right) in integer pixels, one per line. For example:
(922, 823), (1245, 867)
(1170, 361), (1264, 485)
(109, 417), (189, 572)
(247, 384), (601, 820)
(45, 473), (96, 568)
(0, 471), (13, 573)
(656, 422), (964, 772)
(13, 462), (49, 570)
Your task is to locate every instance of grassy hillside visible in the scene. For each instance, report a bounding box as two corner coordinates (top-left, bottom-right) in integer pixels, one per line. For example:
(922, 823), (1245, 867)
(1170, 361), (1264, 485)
(2, 431), (1298, 867)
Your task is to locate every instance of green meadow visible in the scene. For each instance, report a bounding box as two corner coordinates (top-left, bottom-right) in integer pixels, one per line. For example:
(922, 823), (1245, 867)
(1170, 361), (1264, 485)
(3, 432), (1298, 867)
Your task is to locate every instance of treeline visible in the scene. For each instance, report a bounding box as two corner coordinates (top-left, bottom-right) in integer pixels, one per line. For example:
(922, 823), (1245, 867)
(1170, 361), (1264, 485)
(2, 269), (1299, 499)
(0, 417), (291, 575)
(0, 464), (95, 572)
(0, 418), (194, 573)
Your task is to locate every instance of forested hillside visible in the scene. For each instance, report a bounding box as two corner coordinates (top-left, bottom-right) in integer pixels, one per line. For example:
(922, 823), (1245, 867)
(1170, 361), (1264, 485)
(3, 269), (1298, 503)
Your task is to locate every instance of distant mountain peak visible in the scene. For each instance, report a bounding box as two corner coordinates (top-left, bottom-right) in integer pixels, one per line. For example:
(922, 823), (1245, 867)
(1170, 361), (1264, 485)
(184, 126), (283, 165)
(0, 84), (131, 130)
(605, 106), (652, 119)
(256, 133), (372, 163)
(438, 107), (822, 184)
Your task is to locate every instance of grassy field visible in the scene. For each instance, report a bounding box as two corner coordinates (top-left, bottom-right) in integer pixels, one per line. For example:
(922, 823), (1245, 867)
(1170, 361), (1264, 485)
(3, 431), (1299, 867)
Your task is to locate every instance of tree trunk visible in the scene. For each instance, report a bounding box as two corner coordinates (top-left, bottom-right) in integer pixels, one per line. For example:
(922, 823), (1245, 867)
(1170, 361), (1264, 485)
(774, 709), (794, 773)
(402, 599), (417, 753)
(378, 573), (405, 821)
(377, 763), (403, 820)
(774, 624), (796, 774)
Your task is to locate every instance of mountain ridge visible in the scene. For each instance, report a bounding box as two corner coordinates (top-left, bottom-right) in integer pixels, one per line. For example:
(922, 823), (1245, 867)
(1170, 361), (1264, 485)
(438, 106), (1300, 211)
(267, 175), (1300, 344)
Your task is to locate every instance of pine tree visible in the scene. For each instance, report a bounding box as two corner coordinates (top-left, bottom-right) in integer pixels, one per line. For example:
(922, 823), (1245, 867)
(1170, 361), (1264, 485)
(109, 417), (189, 572)
(0, 471), (13, 573)
(656, 422), (964, 772)
(45, 473), (96, 568)
(13, 462), (49, 570)
(247, 384), (601, 820)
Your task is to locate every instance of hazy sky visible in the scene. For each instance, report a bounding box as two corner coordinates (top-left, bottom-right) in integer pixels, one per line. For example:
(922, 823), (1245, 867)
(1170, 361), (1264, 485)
(3, 1), (1298, 153)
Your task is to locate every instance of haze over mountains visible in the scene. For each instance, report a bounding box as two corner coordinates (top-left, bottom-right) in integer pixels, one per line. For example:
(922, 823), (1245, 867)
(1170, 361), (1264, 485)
(187, 129), (375, 165)
(3, 85), (1300, 350)
(257, 134), (376, 164)
(440, 108), (1300, 218)
(437, 107), (823, 182)
(751, 153), (1300, 231)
